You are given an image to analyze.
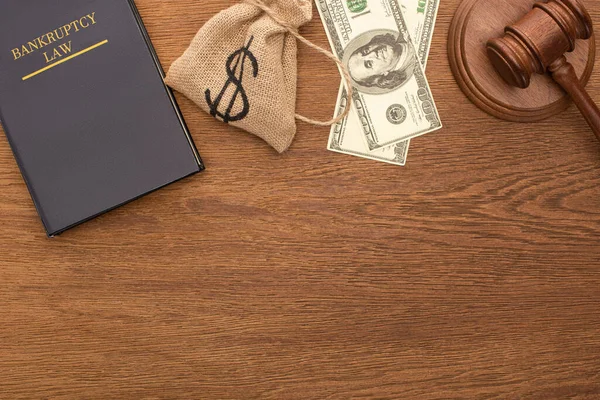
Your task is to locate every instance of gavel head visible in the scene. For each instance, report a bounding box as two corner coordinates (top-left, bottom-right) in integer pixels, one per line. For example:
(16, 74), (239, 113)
(486, 0), (593, 88)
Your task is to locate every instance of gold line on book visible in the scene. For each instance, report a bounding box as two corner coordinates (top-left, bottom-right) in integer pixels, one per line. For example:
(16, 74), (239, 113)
(22, 39), (109, 81)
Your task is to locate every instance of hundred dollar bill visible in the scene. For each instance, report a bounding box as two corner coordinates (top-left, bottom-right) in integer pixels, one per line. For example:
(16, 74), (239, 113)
(316, 0), (442, 153)
(327, 0), (439, 165)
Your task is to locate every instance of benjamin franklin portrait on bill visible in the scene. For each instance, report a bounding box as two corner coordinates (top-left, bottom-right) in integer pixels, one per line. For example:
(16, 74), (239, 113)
(343, 30), (416, 94)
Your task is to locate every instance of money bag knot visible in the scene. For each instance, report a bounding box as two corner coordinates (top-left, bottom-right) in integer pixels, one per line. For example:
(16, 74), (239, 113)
(243, 0), (312, 30)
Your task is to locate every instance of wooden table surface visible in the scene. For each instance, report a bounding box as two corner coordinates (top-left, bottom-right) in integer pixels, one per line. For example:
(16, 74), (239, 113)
(2, 1), (600, 398)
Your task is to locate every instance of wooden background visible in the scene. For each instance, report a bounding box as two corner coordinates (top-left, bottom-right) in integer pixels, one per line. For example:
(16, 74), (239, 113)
(1, 0), (600, 398)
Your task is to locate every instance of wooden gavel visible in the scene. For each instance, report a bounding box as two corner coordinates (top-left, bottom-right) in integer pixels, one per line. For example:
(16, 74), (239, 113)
(487, 0), (600, 141)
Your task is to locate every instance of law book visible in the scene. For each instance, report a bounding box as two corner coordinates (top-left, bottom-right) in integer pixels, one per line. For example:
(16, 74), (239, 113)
(0, 0), (204, 237)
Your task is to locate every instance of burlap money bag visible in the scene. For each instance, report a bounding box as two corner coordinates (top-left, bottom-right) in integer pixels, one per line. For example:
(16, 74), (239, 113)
(166, 0), (351, 153)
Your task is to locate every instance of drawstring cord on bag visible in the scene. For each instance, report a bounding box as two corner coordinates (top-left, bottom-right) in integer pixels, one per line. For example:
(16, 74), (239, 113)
(243, 0), (354, 127)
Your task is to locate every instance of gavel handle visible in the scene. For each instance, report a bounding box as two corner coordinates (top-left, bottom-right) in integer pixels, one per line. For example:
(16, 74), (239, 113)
(549, 56), (600, 142)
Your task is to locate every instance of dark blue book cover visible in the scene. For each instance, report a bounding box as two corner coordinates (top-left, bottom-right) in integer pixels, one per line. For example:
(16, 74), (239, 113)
(0, 0), (204, 236)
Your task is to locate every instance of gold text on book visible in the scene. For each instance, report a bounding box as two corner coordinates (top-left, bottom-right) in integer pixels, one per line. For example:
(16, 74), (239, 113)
(11, 13), (97, 63)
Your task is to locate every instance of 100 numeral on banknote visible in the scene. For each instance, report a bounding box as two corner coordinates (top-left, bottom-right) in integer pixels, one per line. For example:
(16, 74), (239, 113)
(317, 0), (442, 152)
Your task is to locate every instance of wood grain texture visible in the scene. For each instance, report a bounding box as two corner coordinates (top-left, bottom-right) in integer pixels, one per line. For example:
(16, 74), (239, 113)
(1, 0), (600, 398)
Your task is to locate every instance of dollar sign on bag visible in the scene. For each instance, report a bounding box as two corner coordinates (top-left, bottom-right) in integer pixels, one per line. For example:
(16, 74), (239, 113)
(205, 36), (258, 123)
